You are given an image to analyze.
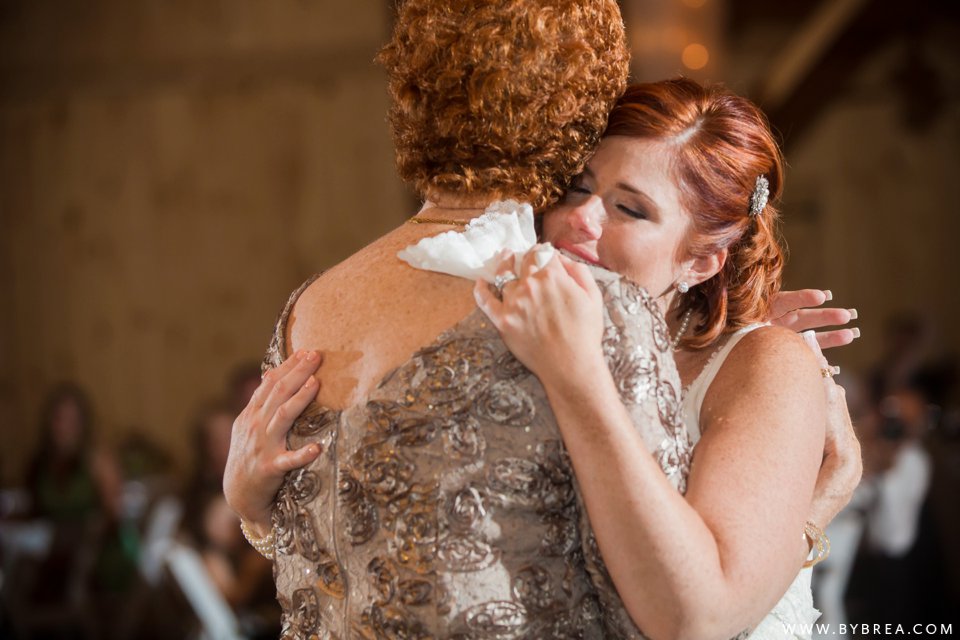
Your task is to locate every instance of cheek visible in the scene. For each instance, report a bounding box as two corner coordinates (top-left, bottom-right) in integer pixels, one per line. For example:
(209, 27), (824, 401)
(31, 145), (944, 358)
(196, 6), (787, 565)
(604, 233), (679, 290)
(540, 210), (565, 242)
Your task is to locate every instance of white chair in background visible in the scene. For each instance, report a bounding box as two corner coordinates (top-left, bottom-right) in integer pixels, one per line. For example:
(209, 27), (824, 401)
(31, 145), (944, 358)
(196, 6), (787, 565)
(165, 541), (246, 640)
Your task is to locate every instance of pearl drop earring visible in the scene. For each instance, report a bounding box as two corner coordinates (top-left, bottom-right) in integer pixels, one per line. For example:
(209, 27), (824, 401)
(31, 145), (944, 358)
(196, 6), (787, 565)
(677, 281), (690, 294)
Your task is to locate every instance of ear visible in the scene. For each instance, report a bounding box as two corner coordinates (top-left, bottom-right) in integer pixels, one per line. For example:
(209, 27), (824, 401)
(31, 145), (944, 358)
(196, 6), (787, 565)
(686, 247), (727, 287)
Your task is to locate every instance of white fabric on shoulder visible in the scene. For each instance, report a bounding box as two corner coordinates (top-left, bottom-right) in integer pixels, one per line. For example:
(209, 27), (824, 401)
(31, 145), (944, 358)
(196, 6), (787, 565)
(682, 322), (768, 443)
(397, 199), (555, 282)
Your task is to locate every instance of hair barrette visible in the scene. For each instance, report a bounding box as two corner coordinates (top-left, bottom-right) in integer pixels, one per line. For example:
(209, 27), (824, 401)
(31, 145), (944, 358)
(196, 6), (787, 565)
(749, 175), (769, 217)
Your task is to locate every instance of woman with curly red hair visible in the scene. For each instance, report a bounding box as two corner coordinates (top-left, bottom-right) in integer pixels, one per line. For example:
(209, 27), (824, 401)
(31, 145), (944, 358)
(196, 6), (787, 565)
(476, 78), (853, 638)
(227, 1), (649, 637)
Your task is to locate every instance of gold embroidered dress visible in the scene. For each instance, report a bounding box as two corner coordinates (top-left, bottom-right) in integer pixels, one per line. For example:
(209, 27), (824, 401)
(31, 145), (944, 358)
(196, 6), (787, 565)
(262, 205), (692, 639)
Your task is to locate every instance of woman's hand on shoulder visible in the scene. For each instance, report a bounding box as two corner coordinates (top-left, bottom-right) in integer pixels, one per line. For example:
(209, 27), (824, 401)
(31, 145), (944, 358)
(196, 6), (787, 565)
(223, 350), (324, 536)
(473, 249), (605, 385)
(769, 288), (860, 350)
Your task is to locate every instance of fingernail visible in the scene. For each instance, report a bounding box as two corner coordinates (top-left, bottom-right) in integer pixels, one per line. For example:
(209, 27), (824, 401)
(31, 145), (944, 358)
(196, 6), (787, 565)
(310, 444), (321, 456)
(832, 365), (841, 376)
(851, 328), (861, 339)
(304, 350), (318, 362)
(303, 376), (316, 388)
(848, 308), (858, 320)
(823, 290), (833, 302)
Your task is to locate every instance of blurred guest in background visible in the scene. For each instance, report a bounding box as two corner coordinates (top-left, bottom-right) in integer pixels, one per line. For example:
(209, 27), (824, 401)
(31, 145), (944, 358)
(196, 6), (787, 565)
(196, 493), (278, 637)
(26, 383), (122, 527)
(26, 383), (134, 591)
(846, 373), (954, 630)
(183, 399), (235, 523)
(14, 382), (138, 635)
(227, 362), (264, 417)
(181, 397), (279, 636)
(868, 312), (933, 404)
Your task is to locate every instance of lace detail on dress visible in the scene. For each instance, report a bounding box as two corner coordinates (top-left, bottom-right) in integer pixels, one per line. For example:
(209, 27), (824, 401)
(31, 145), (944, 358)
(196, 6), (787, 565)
(263, 265), (691, 639)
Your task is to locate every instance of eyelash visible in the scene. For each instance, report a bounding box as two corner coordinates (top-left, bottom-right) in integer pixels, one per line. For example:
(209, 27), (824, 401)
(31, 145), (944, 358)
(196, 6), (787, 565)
(568, 184), (647, 220)
(617, 205), (647, 220)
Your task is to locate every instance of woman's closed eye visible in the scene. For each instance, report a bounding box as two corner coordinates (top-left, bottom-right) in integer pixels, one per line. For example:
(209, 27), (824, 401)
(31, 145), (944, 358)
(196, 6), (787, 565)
(617, 203), (648, 220)
(562, 186), (592, 206)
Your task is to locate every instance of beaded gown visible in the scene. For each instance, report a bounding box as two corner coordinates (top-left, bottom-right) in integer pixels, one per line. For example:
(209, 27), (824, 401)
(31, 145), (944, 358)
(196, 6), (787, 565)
(262, 264), (693, 640)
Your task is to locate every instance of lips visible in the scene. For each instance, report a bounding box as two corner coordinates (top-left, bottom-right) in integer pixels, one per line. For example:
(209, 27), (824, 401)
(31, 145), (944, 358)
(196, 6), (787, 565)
(553, 241), (605, 268)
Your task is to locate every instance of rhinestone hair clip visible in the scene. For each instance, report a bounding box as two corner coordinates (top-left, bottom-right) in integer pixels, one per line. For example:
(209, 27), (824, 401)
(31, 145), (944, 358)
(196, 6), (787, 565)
(749, 175), (769, 217)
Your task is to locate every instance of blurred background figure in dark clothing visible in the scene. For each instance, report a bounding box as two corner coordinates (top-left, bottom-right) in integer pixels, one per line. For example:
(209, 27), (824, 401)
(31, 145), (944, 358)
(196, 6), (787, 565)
(227, 363), (264, 417)
(182, 399), (235, 543)
(180, 398), (279, 637)
(814, 311), (959, 637)
(3, 383), (135, 638)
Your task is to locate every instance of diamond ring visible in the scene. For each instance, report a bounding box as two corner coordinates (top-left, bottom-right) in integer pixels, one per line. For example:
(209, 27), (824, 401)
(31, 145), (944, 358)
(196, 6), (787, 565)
(493, 272), (518, 293)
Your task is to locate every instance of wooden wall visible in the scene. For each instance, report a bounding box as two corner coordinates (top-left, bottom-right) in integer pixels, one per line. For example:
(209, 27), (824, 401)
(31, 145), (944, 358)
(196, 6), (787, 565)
(0, 1), (408, 482)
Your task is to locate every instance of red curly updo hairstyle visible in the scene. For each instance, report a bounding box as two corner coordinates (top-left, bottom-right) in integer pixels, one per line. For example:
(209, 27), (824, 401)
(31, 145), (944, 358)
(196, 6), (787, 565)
(377, 0), (629, 210)
(604, 79), (786, 348)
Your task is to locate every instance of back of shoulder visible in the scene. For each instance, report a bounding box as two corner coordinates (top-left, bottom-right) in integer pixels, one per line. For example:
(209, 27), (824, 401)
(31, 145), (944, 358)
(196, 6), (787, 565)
(702, 325), (826, 437)
(725, 324), (821, 383)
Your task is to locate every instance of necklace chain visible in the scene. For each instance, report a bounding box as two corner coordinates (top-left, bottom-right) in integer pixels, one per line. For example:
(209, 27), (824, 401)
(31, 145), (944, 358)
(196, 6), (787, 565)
(671, 308), (694, 350)
(407, 200), (487, 227)
(406, 217), (468, 227)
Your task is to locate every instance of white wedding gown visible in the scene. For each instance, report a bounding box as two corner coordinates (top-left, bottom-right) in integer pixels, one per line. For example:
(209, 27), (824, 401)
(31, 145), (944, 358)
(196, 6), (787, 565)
(401, 201), (821, 640)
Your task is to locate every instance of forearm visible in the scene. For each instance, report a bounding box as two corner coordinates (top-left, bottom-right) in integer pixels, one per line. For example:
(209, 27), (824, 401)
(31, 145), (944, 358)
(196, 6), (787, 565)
(542, 360), (791, 639)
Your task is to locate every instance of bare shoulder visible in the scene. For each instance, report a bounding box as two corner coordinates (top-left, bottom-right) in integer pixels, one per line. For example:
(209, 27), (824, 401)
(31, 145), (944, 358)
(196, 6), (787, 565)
(702, 324), (825, 433)
(291, 230), (409, 330)
(280, 226), (478, 408)
(288, 232), (475, 346)
(723, 324), (821, 381)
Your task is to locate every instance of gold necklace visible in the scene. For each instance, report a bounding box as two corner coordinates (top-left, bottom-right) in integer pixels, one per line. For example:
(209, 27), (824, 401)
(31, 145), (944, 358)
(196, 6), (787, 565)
(405, 217), (468, 227)
(407, 199), (487, 227)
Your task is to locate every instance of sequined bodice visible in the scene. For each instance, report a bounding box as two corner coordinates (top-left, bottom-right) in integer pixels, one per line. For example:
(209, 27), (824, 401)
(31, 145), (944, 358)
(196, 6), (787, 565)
(263, 269), (692, 639)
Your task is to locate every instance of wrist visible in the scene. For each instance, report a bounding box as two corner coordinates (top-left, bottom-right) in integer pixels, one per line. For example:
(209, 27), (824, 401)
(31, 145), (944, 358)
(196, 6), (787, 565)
(537, 347), (608, 395)
(232, 504), (273, 538)
(240, 518), (276, 560)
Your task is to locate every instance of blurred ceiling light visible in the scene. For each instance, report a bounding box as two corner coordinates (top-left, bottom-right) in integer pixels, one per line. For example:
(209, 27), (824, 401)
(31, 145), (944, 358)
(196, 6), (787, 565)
(682, 43), (710, 70)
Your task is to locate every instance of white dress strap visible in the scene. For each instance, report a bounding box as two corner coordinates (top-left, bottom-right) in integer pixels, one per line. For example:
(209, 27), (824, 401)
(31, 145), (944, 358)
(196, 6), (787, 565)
(682, 322), (768, 443)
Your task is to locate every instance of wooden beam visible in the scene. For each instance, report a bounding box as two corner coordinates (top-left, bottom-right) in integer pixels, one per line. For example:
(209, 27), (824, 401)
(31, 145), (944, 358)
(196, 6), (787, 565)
(757, 0), (872, 111)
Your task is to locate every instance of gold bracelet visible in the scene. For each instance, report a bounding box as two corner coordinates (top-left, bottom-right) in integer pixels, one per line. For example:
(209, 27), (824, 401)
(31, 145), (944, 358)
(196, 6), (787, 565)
(240, 519), (276, 560)
(802, 520), (830, 568)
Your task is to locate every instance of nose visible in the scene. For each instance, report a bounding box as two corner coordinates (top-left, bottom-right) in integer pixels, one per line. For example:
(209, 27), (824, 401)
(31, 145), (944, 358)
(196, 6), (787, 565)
(566, 195), (604, 241)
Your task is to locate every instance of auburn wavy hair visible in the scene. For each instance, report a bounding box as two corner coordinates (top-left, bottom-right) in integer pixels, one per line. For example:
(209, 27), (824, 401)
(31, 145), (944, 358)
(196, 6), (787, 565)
(377, 0), (629, 210)
(605, 79), (786, 348)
